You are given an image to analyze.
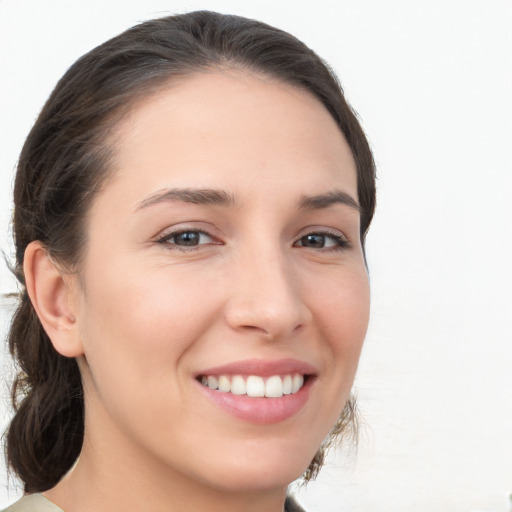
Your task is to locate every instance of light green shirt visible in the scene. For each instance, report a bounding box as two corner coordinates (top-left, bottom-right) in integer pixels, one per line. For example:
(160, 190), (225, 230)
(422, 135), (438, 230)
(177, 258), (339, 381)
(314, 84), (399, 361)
(2, 494), (63, 512)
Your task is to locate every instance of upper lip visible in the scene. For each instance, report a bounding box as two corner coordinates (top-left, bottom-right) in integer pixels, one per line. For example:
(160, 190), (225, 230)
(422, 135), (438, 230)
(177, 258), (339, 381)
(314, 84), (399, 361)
(197, 358), (317, 377)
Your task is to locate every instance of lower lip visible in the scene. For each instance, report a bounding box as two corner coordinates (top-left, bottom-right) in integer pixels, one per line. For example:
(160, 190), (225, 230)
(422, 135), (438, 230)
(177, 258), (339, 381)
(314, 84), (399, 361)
(196, 378), (314, 425)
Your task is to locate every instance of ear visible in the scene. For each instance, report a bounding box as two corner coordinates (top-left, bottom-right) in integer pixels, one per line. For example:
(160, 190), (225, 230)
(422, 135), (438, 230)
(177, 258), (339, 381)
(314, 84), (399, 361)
(24, 241), (84, 358)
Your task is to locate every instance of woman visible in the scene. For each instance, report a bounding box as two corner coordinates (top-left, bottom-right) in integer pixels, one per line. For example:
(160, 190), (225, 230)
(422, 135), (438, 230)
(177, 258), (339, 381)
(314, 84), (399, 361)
(3, 11), (375, 512)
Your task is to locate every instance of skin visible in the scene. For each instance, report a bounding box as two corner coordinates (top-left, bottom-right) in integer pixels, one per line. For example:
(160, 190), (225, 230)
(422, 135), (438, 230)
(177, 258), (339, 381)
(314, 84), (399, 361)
(25, 70), (370, 512)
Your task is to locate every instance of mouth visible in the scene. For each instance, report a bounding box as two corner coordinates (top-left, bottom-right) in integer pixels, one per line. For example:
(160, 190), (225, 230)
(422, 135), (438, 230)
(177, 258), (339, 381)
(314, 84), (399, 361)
(197, 373), (307, 398)
(194, 359), (316, 424)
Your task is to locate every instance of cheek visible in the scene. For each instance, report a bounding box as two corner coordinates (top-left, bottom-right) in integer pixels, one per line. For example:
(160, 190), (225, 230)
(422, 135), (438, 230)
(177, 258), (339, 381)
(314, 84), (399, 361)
(308, 267), (370, 376)
(75, 265), (226, 448)
(315, 265), (369, 332)
(77, 262), (224, 388)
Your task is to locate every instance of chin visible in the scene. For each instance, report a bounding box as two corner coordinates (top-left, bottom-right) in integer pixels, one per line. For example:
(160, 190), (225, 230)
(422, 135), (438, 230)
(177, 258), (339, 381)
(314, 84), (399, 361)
(193, 444), (316, 493)
(205, 466), (306, 494)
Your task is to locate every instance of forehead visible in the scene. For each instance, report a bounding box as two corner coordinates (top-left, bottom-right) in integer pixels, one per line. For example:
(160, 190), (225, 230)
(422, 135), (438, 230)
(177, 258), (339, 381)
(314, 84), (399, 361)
(102, 70), (358, 209)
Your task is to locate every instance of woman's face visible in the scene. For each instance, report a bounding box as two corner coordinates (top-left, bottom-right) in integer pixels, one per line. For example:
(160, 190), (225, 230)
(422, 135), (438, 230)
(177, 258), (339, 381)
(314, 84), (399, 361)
(71, 71), (370, 492)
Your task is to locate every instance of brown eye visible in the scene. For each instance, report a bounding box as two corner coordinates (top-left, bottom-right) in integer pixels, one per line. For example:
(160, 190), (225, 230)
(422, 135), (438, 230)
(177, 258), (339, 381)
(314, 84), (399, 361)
(300, 234), (327, 248)
(158, 230), (215, 249)
(295, 232), (349, 250)
(173, 231), (202, 246)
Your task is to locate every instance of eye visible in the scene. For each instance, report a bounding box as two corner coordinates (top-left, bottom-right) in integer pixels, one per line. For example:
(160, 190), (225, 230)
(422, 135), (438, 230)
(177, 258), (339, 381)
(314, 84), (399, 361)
(157, 230), (215, 248)
(294, 232), (350, 251)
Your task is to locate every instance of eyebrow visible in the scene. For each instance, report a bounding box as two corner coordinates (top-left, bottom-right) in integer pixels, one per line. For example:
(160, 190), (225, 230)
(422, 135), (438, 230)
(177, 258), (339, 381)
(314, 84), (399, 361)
(298, 190), (361, 212)
(136, 187), (360, 213)
(136, 188), (237, 211)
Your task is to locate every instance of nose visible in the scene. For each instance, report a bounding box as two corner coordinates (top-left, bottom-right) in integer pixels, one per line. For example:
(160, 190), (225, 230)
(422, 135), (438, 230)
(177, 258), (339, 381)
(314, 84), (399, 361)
(223, 244), (311, 341)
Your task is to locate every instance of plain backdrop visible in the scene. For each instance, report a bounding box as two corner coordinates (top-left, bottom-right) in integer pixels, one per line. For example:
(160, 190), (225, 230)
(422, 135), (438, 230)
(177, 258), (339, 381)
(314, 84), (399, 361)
(1, 1), (511, 511)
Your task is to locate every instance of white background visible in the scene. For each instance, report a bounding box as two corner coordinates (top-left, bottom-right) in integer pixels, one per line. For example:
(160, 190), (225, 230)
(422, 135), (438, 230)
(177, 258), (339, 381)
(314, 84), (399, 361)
(1, 1), (511, 511)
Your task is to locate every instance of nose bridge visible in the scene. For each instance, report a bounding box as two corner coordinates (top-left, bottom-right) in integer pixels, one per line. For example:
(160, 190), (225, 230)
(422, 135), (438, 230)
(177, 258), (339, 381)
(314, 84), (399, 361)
(225, 235), (308, 339)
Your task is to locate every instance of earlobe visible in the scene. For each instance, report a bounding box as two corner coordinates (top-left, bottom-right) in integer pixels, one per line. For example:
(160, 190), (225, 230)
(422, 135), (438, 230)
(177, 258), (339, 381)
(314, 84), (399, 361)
(24, 241), (84, 358)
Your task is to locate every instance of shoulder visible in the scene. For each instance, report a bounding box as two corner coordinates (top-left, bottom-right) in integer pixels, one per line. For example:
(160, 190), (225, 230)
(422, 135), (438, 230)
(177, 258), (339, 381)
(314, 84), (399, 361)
(2, 494), (64, 512)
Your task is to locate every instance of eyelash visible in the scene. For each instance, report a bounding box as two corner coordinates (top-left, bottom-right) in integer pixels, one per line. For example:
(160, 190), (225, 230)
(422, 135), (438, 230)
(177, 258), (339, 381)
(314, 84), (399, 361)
(156, 230), (216, 252)
(156, 229), (350, 252)
(294, 231), (350, 251)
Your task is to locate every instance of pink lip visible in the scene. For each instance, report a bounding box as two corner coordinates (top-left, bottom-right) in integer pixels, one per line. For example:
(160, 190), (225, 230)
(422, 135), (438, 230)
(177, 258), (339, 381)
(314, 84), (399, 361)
(197, 358), (317, 378)
(195, 358), (317, 425)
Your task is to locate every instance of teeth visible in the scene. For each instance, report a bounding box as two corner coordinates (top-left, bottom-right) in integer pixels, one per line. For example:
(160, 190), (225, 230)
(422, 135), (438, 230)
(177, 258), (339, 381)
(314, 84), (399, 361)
(218, 375), (231, 392)
(200, 373), (306, 398)
(265, 375), (283, 398)
(231, 375), (246, 395)
(282, 375), (293, 395)
(246, 376), (265, 397)
(207, 376), (218, 390)
(292, 374), (304, 394)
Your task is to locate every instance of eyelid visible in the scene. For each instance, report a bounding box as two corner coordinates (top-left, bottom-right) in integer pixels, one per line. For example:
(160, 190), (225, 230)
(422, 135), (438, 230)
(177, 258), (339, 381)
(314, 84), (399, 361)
(152, 220), (220, 240)
(297, 225), (348, 240)
(155, 225), (221, 249)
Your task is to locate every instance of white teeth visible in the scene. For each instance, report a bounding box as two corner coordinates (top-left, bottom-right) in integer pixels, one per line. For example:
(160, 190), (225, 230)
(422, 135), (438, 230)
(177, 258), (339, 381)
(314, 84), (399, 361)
(218, 375), (231, 392)
(265, 375), (283, 398)
(292, 374), (304, 394)
(246, 376), (265, 397)
(200, 373), (306, 397)
(207, 376), (218, 390)
(231, 375), (246, 395)
(282, 375), (293, 395)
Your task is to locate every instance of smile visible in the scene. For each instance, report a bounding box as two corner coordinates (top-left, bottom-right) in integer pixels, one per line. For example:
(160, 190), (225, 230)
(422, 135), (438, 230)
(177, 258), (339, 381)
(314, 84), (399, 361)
(199, 374), (305, 398)
(195, 359), (316, 424)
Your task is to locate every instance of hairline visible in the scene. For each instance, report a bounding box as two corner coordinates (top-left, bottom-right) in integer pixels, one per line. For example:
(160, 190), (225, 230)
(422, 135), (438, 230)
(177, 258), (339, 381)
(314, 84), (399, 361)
(66, 64), (364, 279)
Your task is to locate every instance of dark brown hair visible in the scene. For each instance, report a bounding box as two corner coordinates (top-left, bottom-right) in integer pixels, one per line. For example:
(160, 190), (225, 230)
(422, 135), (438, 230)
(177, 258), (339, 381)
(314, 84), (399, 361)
(6, 10), (376, 492)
